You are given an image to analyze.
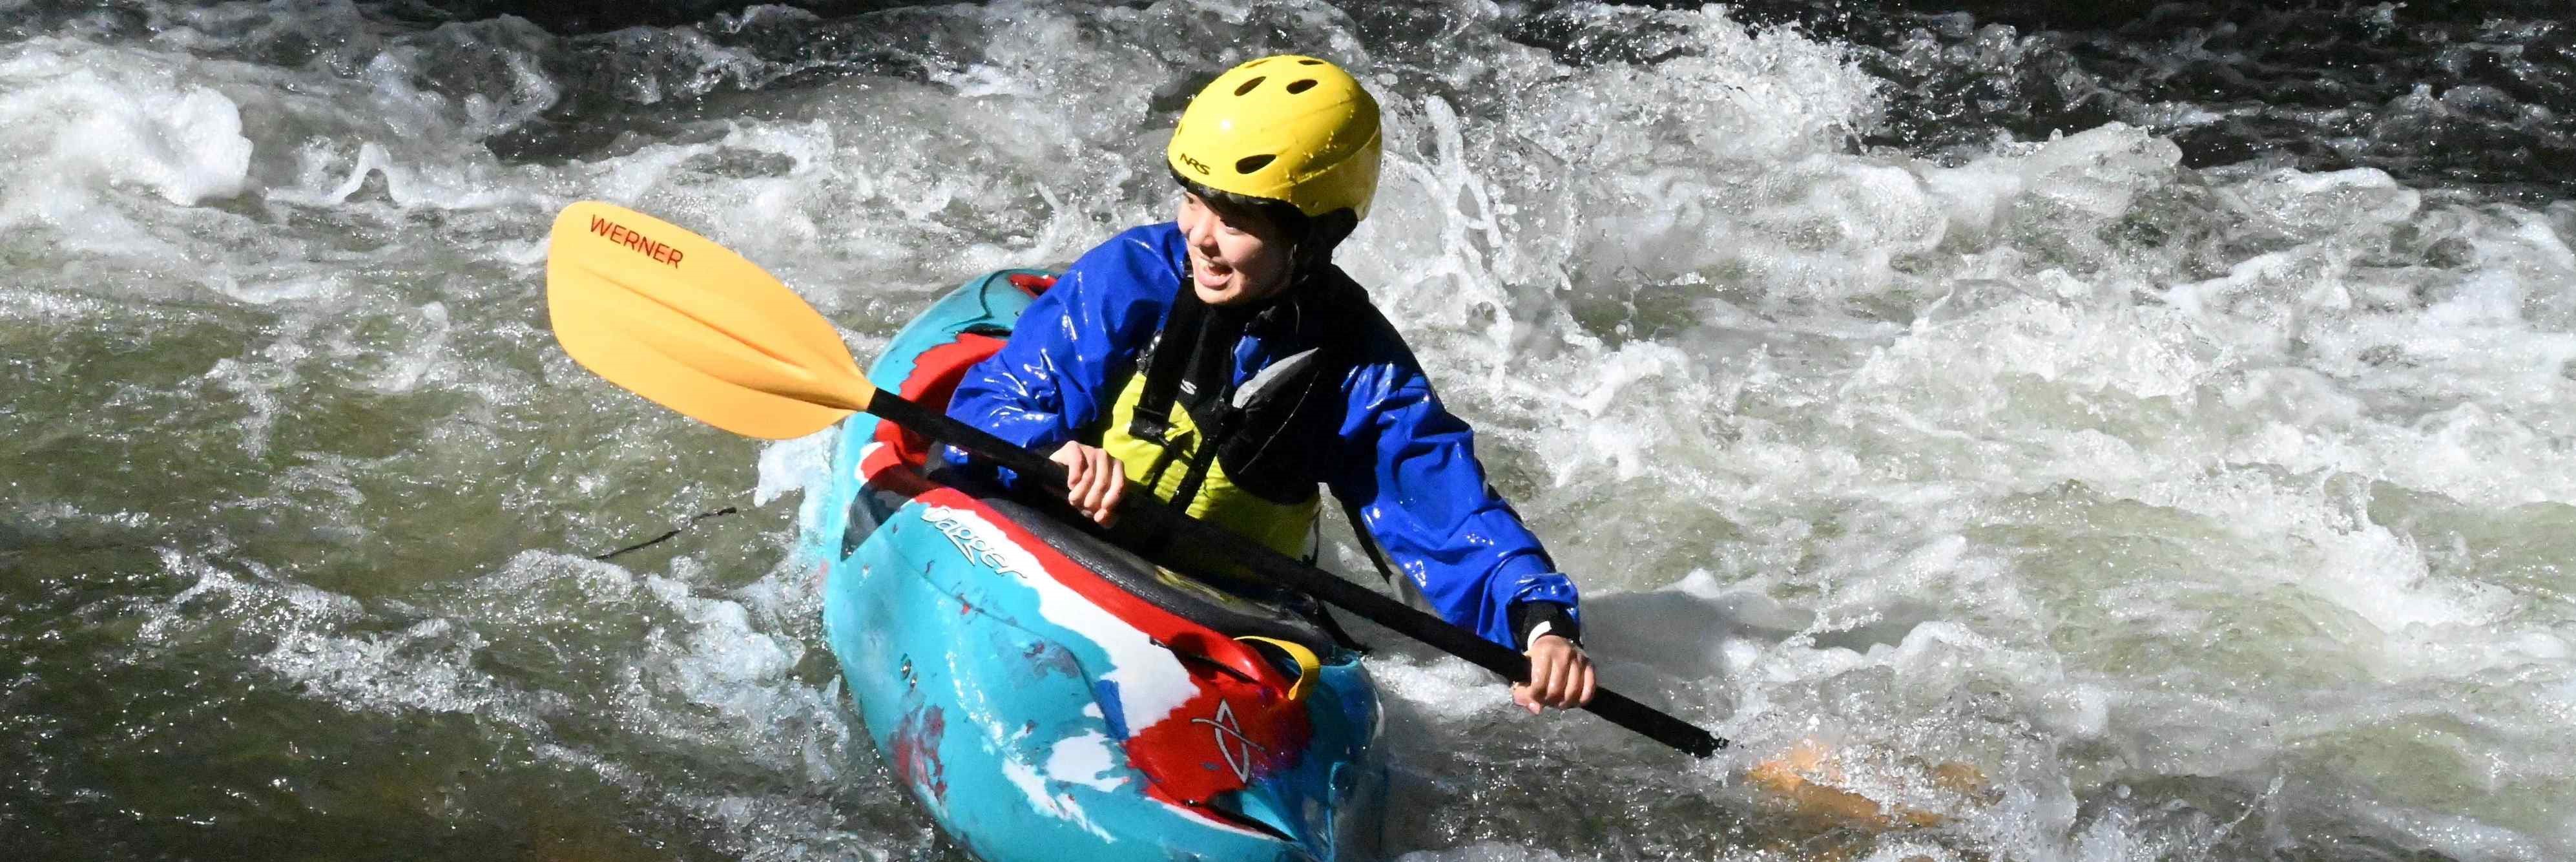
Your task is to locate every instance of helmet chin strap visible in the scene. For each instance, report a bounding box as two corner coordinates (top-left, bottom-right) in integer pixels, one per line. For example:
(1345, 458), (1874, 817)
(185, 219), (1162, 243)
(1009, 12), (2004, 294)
(1262, 242), (1325, 301)
(1280, 233), (1339, 292)
(1277, 245), (1306, 291)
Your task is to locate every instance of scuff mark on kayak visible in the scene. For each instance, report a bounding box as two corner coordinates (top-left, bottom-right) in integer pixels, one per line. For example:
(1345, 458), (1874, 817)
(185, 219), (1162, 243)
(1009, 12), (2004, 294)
(891, 704), (948, 804)
(1003, 755), (1114, 841)
(1023, 640), (1082, 678)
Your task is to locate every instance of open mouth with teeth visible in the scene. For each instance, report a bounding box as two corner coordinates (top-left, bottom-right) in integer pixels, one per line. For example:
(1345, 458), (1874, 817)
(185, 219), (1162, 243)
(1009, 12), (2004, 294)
(1193, 255), (1234, 288)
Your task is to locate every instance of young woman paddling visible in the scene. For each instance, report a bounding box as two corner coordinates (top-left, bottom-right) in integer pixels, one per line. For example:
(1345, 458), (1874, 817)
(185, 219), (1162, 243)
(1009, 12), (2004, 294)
(942, 54), (1595, 713)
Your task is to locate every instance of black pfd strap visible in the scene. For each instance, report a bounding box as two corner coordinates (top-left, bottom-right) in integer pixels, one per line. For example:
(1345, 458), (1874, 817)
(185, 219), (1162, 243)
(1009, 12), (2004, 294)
(1126, 289), (1210, 445)
(1128, 284), (1249, 510)
(1137, 275), (1400, 587)
(1119, 270), (1387, 654)
(1167, 426), (1225, 517)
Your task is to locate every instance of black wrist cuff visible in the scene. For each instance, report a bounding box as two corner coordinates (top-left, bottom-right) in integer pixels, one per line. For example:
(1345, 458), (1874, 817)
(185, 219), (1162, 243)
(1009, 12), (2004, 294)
(1508, 600), (1581, 651)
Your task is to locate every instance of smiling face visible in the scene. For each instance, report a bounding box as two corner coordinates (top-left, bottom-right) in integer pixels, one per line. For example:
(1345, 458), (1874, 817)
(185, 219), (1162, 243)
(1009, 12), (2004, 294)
(1176, 191), (1296, 307)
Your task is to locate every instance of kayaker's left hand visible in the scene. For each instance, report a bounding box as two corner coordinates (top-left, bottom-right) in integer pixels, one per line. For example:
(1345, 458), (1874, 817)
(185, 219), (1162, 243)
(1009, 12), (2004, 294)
(1049, 441), (1126, 526)
(1511, 634), (1595, 713)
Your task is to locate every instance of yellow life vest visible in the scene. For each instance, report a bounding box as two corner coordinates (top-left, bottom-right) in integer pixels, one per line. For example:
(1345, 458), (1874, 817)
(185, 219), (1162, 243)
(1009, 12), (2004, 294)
(1097, 366), (1320, 562)
(1085, 281), (1349, 569)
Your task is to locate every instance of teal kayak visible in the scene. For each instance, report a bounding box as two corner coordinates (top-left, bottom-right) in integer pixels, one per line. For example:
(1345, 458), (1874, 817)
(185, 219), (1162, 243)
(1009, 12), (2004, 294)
(798, 269), (1388, 861)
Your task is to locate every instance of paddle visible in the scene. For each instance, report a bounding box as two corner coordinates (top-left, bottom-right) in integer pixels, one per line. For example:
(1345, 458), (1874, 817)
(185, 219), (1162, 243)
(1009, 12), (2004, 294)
(545, 200), (1726, 758)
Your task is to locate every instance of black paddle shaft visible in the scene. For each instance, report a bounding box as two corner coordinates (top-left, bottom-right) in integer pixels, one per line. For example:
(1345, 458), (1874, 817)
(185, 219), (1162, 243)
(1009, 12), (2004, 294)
(871, 391), (1727, 758)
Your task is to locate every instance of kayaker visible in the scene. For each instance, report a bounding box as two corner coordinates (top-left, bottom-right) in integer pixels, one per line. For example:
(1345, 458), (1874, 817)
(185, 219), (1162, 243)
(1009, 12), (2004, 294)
(943, 55), (1594, 714)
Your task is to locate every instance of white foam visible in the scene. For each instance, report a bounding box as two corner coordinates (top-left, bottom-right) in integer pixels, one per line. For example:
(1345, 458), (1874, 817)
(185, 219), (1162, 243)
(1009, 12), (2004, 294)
(754, 428), (836, 507)
(0, 39), (252, 212)
(1396, 846), (1576, 862)
(23, 1), (2576, 857)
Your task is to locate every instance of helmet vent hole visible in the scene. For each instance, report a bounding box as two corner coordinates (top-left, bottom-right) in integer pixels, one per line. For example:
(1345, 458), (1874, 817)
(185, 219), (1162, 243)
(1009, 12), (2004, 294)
(1235, 154), (1276, 174)
(1296, 59), (1324, 65)
(1285, 79), (1317, 94)
(1234, 76), (1267, 96)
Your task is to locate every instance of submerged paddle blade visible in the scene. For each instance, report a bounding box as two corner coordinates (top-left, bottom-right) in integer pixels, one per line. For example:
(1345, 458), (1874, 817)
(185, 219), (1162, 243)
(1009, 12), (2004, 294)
(545, 202), (873, 439)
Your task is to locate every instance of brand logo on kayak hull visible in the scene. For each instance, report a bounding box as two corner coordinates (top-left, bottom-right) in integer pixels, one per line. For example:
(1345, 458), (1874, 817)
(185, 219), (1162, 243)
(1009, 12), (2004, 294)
(924, 507), (1034, 582)
(1189, 699), (1265, 782)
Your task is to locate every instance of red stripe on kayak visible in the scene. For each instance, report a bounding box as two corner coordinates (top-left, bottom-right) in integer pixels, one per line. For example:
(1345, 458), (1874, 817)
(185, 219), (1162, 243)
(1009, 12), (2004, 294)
(909, 485), (1313, 815)
(873, 333), (1007, 470)
(860, 333), (1007, 493)
(1006, 272), (1056, 297)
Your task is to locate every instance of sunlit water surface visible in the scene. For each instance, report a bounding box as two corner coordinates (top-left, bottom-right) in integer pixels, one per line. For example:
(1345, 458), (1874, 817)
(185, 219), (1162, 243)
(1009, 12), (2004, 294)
(4, 2), (2572, 859)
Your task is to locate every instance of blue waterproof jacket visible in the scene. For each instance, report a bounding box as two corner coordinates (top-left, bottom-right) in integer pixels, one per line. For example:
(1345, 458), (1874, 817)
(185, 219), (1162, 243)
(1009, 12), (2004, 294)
(942, 224), (1580, 649)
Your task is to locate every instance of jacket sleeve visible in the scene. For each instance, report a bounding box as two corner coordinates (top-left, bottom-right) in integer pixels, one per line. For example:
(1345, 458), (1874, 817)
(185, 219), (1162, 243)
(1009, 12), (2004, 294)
(1325, 349), (1582, 651)
(942, 227), (1174, 485)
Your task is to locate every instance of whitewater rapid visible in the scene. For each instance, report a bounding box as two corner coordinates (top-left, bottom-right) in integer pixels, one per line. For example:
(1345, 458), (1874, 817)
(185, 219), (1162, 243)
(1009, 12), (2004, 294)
(4, 2), (2571, 860)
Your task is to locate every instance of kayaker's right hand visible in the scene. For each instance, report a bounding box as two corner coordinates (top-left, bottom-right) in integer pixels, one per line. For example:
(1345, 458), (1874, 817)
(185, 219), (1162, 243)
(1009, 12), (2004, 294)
(1511, 634), (1596, 714)
(1049, 442), (1127, 526)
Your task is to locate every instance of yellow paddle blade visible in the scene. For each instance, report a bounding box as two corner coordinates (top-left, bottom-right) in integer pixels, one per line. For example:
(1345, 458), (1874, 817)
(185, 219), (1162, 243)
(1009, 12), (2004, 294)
(545, 201), (875, 439)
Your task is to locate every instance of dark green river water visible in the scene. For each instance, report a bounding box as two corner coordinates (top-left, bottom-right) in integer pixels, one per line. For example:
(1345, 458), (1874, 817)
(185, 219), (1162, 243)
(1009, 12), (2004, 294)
(6, 1), (2573, 859)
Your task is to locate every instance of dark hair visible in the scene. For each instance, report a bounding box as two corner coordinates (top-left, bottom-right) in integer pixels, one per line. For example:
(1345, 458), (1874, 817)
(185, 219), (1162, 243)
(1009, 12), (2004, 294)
(1172, 171), (1358, 279)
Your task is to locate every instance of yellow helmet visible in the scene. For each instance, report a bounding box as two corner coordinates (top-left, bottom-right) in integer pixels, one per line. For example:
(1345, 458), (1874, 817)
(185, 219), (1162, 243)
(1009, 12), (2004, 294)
(1166, 55), (1382, 221)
